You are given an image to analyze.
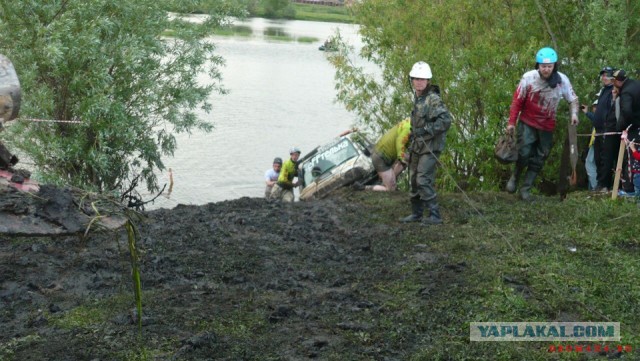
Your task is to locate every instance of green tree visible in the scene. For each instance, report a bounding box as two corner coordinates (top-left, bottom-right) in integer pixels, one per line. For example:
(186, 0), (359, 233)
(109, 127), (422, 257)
(240, 0), (261, 16)
(330, 0), (639, 190)
(263, 0), (295, 19)
(0, 0), (243, 193)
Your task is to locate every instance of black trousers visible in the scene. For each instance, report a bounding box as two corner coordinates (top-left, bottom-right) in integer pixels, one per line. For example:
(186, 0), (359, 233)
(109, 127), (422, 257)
(598, 133), (620, 189)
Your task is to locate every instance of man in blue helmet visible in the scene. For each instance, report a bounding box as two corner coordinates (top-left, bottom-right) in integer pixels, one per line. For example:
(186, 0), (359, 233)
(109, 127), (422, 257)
(505, 47), (579, 201)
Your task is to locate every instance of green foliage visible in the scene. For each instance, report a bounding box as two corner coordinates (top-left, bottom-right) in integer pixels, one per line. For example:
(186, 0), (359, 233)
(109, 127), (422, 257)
(0, 0), (243, 193)
(297, 36), (320, 44)
(212, 25), (253, 37)
(263, 0), (295, 19)
(292, 3), (354, 23)
(330, 0), (640, 191)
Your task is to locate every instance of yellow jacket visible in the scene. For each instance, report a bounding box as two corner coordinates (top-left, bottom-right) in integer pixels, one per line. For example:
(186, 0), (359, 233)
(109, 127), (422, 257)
(277, 158), (297, 189)
(374, 119), (411, 162)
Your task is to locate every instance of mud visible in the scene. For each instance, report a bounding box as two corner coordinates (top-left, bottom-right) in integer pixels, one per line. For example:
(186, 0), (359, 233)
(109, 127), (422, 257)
(0, 187), (463, 360)
(0, 184), (126, 236)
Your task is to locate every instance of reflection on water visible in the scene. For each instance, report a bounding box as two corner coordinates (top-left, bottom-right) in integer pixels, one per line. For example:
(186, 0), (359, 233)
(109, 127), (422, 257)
(264, 27), (288, 37)
(230, 25), (252, 35)
(147, 18), (375, 209)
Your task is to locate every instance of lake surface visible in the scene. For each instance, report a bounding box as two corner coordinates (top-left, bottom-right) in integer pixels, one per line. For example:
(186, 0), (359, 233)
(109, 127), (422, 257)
(147, 18), (370, 209)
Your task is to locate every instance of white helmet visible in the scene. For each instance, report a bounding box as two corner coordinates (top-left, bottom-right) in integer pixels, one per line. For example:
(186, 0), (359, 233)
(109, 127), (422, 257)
(289, 147), (301, 155)
(409, 61), (432, 79)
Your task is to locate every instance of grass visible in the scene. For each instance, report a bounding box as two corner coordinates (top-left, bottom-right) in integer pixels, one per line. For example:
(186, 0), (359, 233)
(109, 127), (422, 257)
(164, 3), (353, 40)
(297, 36), (320, 43)
(290, 3), (354, 23)
(337, 190), (640, 360)
(212, 25), (253, 37)
(51, 294), (132, 329)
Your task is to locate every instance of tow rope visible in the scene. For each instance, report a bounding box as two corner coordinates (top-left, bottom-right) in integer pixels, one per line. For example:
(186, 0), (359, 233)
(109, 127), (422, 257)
(18, 117), (83, 124)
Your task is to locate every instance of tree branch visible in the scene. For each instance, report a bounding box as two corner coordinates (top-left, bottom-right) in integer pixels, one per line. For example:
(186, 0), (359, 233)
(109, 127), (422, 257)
(534, 0), (558, 51)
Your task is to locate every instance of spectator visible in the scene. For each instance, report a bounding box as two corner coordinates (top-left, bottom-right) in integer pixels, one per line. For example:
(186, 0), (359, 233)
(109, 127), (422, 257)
(400, 61), (452, 225)
(582, 101), (598, 190)
(614, 69), (640, 134)
(505, 47), (579, 201)
(590, 67), (616, 191)
(600, 86), (621, 192)
(264, 157), (282, 198)
(614, 70), (640, 191)
(624, 130), (640, 197)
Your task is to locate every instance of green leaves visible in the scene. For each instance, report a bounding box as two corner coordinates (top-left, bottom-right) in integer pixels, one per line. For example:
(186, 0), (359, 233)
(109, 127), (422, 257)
(0, 0), (242, 194)
(332, 0), (640, 191)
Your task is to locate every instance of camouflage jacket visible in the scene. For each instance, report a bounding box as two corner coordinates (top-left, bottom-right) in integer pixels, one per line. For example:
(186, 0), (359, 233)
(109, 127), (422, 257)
(410, 85), (452, 154)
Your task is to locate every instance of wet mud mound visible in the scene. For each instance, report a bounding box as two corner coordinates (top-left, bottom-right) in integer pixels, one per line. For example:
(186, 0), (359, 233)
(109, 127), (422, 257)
(0, 184), (125, 236)
(0, 192), (465, 360)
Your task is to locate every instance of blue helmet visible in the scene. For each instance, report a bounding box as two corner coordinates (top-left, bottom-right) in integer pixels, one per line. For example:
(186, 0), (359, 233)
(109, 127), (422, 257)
(536, 47), (557, 64)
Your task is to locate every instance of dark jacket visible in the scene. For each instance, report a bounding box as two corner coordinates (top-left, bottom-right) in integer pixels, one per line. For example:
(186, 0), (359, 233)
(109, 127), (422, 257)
(619, 78), (640, 132)
(592, 85), (613, 131)
(603, 96), (619, 132)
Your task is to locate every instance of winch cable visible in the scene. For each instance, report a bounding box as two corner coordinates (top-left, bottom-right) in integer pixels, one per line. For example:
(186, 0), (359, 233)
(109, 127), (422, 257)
(425, 147), (518, 253)
(419, 139), (613, 320)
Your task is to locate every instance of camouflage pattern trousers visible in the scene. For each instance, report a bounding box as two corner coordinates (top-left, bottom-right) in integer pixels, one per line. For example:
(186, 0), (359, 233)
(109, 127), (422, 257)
(409, 151), (439, 201)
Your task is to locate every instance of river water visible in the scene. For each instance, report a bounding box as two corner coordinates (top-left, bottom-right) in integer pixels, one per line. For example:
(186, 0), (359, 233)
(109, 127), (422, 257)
(148, 18), (369, 209)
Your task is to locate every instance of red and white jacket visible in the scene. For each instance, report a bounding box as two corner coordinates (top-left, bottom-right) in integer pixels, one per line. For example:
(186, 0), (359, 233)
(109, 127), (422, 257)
(509, 70), (579, 131)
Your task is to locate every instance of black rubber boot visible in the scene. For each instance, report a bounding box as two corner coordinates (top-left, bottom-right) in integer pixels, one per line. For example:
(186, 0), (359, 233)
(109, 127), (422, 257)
(400, 198), (423, 223)
(422, 200), (443, 225)
(519, 170), (538, 201)
(506, 164), (523, 194)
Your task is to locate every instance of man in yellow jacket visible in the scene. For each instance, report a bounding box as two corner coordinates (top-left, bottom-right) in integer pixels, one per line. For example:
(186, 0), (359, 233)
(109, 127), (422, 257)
(354, 119), (411, 191)
(270, 147), (301, 202)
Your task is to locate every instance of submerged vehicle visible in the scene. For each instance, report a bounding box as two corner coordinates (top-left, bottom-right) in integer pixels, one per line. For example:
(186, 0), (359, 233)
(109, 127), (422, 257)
(298, 131), (376, 201)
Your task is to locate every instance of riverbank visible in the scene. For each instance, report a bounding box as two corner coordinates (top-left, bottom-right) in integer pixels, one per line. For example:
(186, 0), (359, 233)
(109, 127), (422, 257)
(288, 3), (354, 23)
(169, 2), (354, 24)
(1, 186), (638, 360)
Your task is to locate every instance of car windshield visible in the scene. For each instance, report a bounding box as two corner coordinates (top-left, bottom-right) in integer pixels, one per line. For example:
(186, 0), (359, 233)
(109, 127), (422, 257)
(302, 138), (359, 185)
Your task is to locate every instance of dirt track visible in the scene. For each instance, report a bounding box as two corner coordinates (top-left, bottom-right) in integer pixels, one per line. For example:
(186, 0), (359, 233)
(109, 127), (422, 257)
(0, 187), (469, 360)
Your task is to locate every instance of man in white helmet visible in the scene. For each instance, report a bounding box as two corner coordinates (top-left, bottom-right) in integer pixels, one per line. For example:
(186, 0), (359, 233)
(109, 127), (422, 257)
(400, 61), (452, 225)
(270, 147), (301, 202)
(505, 47), (579, 201)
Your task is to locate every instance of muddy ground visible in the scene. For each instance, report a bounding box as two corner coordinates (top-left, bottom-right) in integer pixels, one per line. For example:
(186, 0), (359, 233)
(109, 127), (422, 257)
(1, 184), (473, 361)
